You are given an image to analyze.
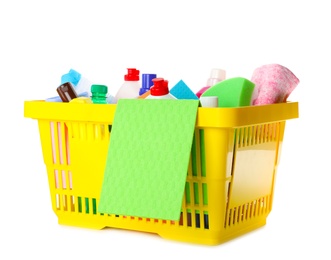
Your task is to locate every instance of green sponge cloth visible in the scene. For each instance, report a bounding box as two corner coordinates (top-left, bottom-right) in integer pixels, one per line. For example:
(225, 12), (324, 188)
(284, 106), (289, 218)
(201, 77), (255, 107)
(98, 99), (199, 220)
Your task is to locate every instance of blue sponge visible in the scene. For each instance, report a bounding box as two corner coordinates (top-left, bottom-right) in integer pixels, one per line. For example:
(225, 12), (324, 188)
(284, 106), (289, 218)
(170, 80), (199, 100)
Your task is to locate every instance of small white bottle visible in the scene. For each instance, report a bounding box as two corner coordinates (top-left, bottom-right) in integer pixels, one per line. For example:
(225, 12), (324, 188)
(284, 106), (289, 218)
(199, 96), (218, 107)
(196, 68), (226, 98)
(146, 78), (176, 99)
(114, 68), (141, 102)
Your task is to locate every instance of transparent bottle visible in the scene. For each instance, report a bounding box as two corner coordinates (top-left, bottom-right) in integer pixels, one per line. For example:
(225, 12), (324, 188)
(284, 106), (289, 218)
(46, 69), (91, 102)
(61, 69), (92, 97)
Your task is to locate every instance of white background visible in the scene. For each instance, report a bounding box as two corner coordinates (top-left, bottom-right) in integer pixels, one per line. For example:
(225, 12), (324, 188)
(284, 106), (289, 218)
(1, 0), (329, 259)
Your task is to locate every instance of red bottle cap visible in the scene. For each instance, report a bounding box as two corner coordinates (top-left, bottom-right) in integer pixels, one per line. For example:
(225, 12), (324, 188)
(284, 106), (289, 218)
(124, 68), (140, 81)
(150, 78), (169, 96)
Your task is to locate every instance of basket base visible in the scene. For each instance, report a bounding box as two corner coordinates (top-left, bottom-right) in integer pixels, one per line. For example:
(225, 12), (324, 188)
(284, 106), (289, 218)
(158, 219), (267, 245)
(57, 213), (267, 246)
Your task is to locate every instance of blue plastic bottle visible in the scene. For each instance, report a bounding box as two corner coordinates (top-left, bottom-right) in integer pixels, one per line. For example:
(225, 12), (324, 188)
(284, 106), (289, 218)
(139, 73), (157, 95)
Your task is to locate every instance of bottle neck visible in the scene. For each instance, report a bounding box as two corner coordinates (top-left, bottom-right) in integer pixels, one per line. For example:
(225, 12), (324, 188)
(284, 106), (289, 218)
(206, 78), (222, 87)
(91, 93), (107, 104)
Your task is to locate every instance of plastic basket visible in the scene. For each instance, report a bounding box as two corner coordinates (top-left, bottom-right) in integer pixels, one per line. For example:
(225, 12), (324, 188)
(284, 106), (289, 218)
(24, 100), (299, 245)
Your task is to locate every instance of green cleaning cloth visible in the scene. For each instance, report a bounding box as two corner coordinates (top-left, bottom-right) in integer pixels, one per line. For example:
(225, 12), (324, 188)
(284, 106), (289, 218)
(98, 99), (199, 220)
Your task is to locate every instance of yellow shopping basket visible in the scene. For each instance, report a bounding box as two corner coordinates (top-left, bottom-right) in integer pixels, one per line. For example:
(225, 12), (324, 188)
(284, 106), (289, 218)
(24, 100), (298, 245)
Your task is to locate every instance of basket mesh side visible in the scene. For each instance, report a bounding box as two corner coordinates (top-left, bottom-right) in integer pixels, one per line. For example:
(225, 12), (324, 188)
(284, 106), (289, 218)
(49, 121), (108, 216)
(47, 121), (209, 229)
(182, 129), (209, 229)
(224, 122), (281, 228)
(46, 119), (282, 236)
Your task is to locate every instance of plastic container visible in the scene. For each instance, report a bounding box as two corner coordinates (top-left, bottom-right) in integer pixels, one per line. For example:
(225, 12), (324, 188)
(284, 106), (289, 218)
(46, 69), (92, 102)
(91, 84), (108, 104)
(61, 69), (92, 97)
(139, 73), (157, 96)
(114, 68), (141, 102)
(199, 96), (218, 107)
(56, 82), (78, 102)
(196, 68), (226, 98)
(146, 78), (176, 99)
(24, 100), (298, 245)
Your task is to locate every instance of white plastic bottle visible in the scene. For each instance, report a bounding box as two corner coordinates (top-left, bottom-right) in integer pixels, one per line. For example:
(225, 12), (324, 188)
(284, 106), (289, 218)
(146, 78), (176, 99)
(196, 68), (226, 98)
(114, 68), (141, 102)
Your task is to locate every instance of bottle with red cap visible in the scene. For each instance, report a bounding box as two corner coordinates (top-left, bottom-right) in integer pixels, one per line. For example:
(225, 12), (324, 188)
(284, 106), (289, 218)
(114, 68), (141, 102)
(146, 78), (176, 99)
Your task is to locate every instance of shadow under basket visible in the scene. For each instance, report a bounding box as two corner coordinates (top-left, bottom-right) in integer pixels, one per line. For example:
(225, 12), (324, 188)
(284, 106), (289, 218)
(24, 100), (299, 245)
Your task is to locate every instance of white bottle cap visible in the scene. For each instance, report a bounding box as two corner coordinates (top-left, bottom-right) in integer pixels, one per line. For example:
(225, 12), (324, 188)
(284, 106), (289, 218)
(200, 96), (218, 107)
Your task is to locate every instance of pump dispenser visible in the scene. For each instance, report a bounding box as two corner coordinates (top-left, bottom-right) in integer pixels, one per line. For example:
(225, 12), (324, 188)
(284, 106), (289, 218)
(114, 68), (141, 102)
(146, 78), (176, 99)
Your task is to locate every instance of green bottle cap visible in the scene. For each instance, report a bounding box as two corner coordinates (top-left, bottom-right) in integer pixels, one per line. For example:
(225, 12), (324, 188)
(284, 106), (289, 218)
(91, 84), (108, 94)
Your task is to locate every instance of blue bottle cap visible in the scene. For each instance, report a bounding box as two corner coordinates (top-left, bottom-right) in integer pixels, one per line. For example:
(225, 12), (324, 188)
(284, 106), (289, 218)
(61, 69), (82, 86)
(140, 73), (157, 95)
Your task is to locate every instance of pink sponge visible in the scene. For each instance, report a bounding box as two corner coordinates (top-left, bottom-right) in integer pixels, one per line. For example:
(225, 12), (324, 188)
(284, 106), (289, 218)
(251, 64), (299, 105)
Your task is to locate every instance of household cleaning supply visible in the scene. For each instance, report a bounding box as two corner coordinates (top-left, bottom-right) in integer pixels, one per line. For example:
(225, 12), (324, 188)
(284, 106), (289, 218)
(201, 77), (255, 107)
(251, 64), (299, 105)
(61, 69), (92, 97)
(114, 68), (141, 102)
(196, 68), (226, 98)
(139, 73), (157, 95)
(170, 80), (198, 100)
(56, 82), (78, 102)
(146, 78), (176, 99)
(91, 84), (108, 104)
